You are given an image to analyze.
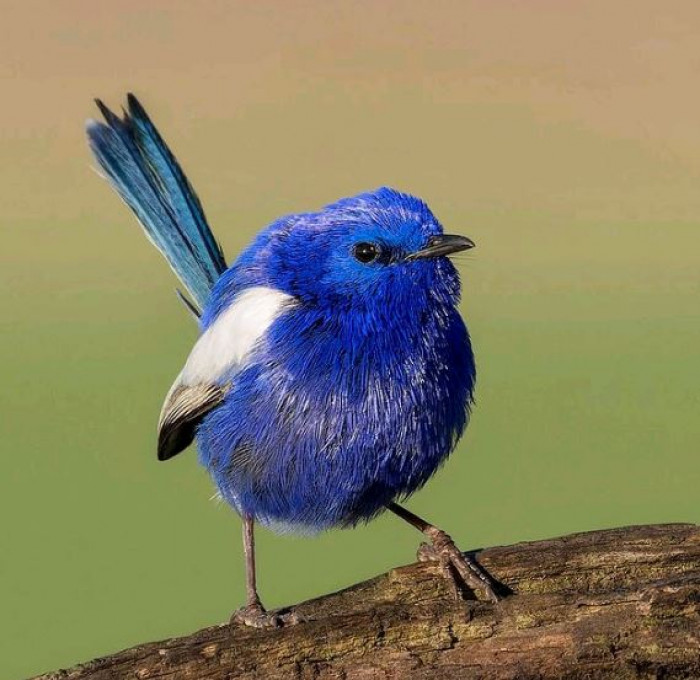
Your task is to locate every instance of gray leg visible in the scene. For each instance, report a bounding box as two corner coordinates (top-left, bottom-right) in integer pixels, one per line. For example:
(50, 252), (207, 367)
(388, 502), (503, 603)
(243, 514), (263, 609)
(231, 515), (301, 628)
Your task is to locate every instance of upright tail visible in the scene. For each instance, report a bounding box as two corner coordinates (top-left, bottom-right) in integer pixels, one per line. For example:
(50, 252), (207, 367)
(86, 94), (227, 314)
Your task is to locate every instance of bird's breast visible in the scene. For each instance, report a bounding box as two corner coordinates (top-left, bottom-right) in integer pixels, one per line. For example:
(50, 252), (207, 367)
(197, 300), (475, 528)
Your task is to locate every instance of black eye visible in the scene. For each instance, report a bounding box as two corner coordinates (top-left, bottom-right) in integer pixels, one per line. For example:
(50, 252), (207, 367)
(352, 242), (380, 264)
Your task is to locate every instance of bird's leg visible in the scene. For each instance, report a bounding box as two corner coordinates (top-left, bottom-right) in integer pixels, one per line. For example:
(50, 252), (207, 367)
(387, 502), (504, 603)
(231, 515), (271, 627)
(230, 515), (301, 628)
(242, 515), (264, 609)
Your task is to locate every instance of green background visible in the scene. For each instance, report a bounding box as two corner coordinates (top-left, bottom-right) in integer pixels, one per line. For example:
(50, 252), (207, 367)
(2, 2), (699, 677)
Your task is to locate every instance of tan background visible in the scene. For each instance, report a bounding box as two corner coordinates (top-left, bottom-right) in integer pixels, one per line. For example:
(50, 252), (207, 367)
(1, 2), (699, 677)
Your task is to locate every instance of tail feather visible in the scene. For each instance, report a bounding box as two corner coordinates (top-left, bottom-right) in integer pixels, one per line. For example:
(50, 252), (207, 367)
(86, 94), (226, 312)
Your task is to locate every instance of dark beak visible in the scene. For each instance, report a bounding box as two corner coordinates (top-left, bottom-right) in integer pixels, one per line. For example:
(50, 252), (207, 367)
(408, 234), (475, 260)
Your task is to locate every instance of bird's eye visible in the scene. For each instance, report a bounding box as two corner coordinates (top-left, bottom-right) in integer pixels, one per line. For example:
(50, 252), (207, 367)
(352, 242), (380, 264)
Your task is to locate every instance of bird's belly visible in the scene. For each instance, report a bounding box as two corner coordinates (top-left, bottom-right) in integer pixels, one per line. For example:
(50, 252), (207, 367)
(196, 359), (471, 531)
(198, 416), (433, 531)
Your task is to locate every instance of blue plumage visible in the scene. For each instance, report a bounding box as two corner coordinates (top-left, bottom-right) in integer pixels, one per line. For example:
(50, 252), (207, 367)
(86, 95), (226, 311)
(197, 190), (474, 529)
(87, 95), (498, 622)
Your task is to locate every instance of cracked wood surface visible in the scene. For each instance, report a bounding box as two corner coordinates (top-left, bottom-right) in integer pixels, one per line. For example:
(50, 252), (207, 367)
(33, 524), (700, 679)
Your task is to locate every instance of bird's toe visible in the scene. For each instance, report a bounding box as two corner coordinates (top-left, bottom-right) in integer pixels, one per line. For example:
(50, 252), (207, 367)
(419, 530), (505, 603)
(230, 604), (304, 629)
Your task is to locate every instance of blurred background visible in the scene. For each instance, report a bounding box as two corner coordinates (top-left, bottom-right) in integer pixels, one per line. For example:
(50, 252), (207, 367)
(2, 1), (699, 677)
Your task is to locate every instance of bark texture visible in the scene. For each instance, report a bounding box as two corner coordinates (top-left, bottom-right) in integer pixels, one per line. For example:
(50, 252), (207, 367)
(33, 524), (700, 680)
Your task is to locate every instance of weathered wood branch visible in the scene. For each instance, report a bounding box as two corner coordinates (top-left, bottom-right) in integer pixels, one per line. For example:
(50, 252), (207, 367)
(34, 524), (699, 679)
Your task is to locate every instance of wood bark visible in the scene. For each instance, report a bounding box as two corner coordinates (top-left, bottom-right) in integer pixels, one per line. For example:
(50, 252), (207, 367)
(33, 524), (700, 680)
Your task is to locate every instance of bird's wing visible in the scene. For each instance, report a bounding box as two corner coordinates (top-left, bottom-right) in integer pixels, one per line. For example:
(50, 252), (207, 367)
(158, 382), (226, 461)
(156, 286), (296, 461)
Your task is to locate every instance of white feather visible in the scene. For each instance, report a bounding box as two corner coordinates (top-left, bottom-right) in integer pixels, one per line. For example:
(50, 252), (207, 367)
(180, 286), (294, 386)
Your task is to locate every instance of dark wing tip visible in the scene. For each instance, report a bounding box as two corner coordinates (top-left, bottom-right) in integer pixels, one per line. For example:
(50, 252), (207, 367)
(157, 383), (226, 461)
(157, 422), (195, 461)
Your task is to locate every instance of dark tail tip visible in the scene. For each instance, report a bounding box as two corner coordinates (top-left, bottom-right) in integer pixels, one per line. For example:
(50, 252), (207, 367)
(126, 93), (147, 119)
(94, 98), (121, 127)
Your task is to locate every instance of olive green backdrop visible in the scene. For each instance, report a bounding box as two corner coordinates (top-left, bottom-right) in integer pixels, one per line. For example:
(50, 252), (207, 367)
(2, 2), (699, 677)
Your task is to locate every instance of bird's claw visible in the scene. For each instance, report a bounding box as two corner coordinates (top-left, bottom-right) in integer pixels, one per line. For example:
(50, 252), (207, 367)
(230, 602), (302, 629)
(418, 528), (503, 604)
(230, 602), (279, 628)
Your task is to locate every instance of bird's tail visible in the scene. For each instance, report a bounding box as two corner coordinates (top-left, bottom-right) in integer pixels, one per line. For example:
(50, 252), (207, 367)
(86, 94), (226, 314)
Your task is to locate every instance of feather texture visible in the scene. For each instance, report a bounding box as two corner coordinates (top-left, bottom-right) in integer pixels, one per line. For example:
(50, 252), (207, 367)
(86, 96), (477, 532)
(158, 383), (226, 461)
(86, 94), (226, 311)
(195, 189), (476, 530)
(157, 286), (295, 460)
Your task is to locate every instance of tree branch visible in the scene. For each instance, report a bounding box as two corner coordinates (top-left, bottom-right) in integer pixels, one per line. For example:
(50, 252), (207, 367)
(33, 524), (700, 679)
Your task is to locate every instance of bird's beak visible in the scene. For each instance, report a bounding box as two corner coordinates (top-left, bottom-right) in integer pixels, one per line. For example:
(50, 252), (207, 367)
(408, 234), (475, 260)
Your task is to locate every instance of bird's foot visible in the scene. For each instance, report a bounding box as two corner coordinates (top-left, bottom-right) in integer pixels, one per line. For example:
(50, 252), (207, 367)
(417, 527), (504, 604)
(230, 601), (302, 629)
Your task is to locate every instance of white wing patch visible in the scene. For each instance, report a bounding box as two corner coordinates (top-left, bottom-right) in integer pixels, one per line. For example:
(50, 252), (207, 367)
(156, 286), (295, 460)
(180, 286), (294, 385)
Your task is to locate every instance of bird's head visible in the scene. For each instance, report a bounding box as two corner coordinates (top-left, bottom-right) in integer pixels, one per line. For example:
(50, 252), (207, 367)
(209, 187), (474, 319)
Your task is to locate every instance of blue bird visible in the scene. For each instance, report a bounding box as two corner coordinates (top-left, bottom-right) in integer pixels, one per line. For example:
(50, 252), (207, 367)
(86, 94), (501, 626)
